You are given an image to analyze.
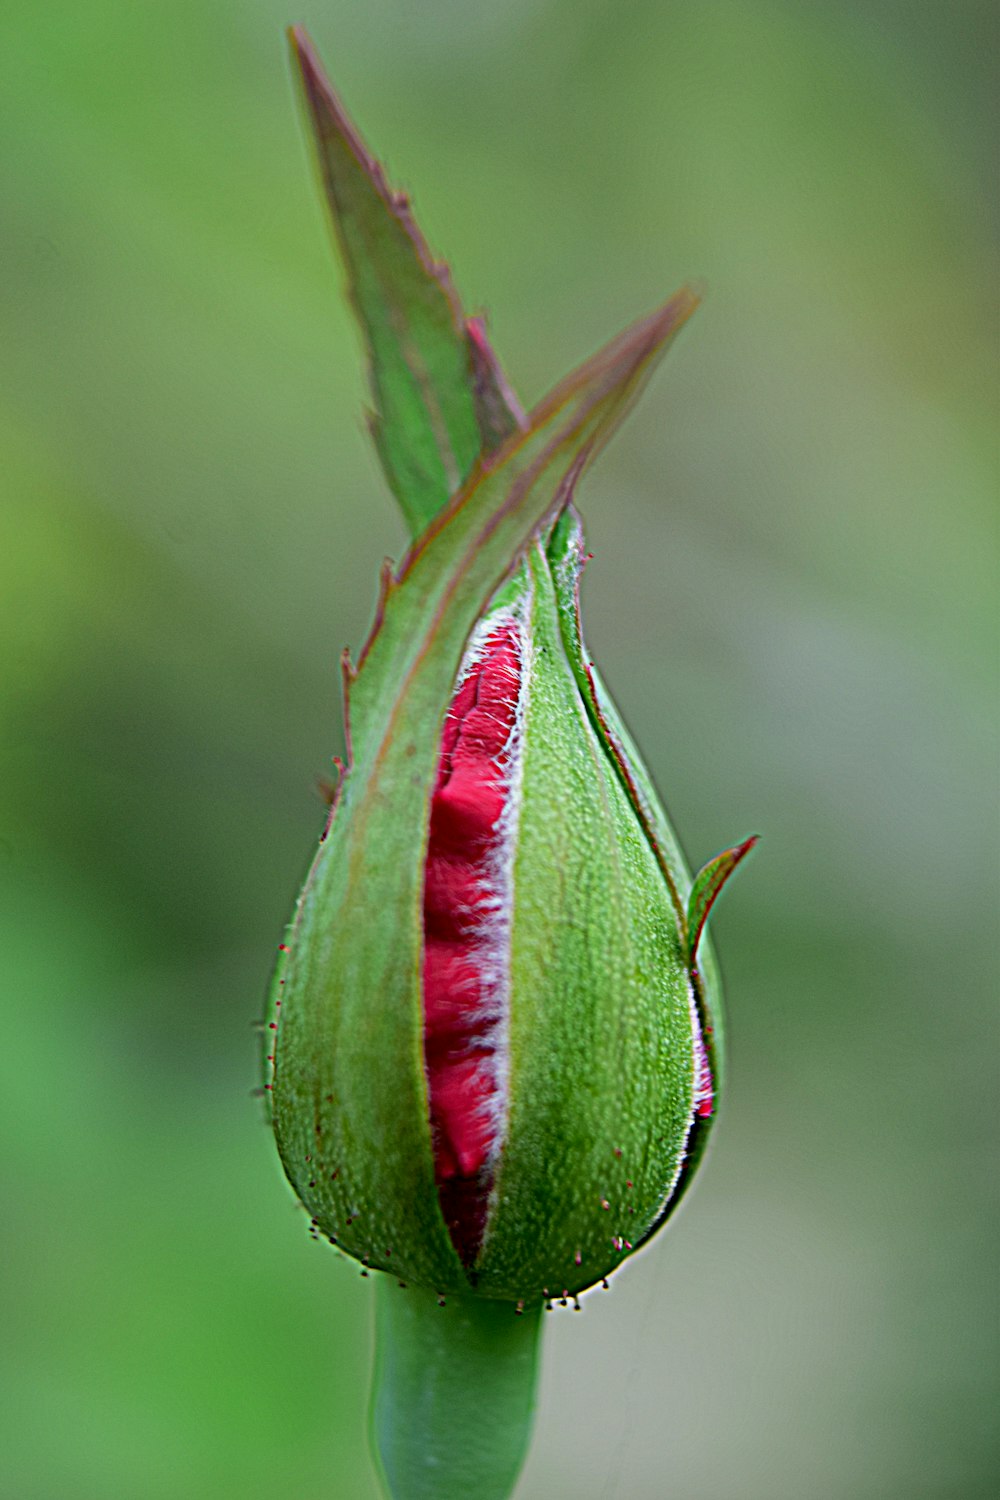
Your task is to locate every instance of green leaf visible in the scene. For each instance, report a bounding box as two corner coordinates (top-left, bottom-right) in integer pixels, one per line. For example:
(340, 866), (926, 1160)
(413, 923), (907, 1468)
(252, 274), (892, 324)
(270, 291), (700, 1292)
(290, 28), (522, 536)
(686, 836), (759, 965)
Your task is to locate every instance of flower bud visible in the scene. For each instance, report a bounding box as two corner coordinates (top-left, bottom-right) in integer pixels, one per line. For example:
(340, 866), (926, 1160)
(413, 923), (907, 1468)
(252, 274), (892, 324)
(267, 458), (754, 1302)
(268, 32), (754, 1313)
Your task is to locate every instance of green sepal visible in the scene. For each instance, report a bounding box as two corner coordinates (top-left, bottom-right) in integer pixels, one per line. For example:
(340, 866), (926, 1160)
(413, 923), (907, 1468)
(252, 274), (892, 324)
(269, 292), (700, 1293)
(466, 315), (525, 452)
(545, 505), (689, 931)
(543, 504), (728, 1089)
(541, 506), (732, 1241)
(470, 532), (698, 1300)
(686, 836), (759, 965)
(290, 28), (522, 535)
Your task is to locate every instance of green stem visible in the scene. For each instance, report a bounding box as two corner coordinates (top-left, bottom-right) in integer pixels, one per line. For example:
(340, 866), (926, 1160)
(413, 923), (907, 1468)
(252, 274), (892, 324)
(370, 1277), (543, 1500)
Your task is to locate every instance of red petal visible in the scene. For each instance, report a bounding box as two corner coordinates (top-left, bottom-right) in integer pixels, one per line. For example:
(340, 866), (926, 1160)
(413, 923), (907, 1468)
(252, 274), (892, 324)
(421, 622), (521, 1263)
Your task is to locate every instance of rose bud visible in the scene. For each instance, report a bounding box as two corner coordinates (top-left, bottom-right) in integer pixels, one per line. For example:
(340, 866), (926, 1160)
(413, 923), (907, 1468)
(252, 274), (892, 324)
(266, 335), (755, 1300)
(264, 30), (756, 1500)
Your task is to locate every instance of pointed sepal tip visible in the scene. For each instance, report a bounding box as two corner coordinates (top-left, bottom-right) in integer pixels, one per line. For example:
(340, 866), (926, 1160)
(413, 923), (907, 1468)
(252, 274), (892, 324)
(687, 835), (759, 964)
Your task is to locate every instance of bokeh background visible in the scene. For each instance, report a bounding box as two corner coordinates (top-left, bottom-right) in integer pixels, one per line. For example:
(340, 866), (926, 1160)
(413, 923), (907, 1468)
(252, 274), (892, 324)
(1, 1), (996, 1496)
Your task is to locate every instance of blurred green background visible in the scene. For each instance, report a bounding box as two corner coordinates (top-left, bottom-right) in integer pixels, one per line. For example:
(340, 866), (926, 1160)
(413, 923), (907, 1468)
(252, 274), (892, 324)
(1, 1), (996, 1496)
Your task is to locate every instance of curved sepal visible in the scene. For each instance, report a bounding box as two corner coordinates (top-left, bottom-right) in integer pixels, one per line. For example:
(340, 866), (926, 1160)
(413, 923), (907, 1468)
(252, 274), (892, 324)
(471, 536), (698, 1300)
(686, 836), (759, 966)
(541, 504), (736, 1249)
(545, 505), (689, 931)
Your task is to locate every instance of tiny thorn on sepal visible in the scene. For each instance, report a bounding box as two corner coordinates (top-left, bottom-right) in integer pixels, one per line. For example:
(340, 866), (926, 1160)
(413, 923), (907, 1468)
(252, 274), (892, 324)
(315, 776), (338, 806)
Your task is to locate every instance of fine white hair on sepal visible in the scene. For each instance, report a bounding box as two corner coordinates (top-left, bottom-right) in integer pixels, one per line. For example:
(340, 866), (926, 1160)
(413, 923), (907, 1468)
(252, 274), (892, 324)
(640, 970), (704, 1233)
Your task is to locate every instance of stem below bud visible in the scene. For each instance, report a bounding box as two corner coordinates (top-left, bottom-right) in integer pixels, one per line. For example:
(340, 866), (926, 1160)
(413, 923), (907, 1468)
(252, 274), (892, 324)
(370, 1278), (542, 1500)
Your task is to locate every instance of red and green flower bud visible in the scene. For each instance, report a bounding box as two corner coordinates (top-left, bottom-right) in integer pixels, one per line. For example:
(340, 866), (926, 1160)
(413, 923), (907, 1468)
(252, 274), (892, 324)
(264, 29), (755, 1336)
(267, 484), (752, 1303)
(264, 30), (757, 1499)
